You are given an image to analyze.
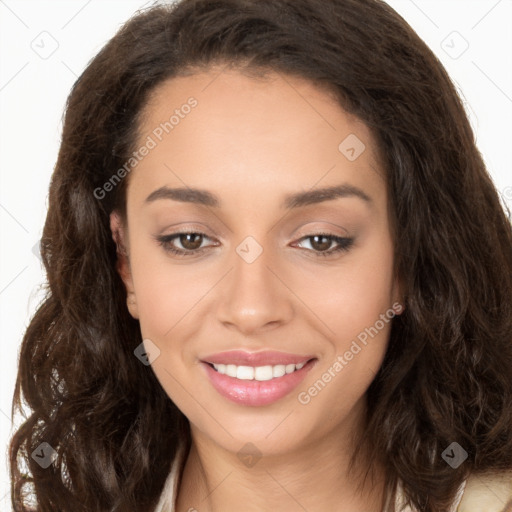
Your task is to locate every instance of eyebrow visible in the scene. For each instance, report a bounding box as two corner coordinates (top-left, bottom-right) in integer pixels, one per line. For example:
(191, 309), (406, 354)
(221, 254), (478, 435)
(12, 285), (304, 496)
(144, 183), (372, 209)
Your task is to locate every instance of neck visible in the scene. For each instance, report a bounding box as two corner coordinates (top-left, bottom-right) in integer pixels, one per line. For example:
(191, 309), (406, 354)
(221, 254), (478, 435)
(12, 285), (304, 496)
(176, 416), (386, 512)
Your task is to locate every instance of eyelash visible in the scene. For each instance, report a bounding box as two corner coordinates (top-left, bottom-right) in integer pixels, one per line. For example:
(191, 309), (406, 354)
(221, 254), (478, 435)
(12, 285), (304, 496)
(155, 231), (354, 258)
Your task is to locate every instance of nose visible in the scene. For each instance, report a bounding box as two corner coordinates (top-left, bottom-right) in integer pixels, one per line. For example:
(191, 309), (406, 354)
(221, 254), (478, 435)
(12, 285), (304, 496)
(216, 239), (294, 335)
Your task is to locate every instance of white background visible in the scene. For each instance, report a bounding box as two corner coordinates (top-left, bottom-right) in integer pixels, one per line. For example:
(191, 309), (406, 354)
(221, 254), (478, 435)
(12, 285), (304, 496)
(0, 0), (511, 508)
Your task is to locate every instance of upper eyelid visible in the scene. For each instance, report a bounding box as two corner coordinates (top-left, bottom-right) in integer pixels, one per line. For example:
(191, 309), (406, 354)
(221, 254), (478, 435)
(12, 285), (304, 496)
(158, 230), (349, 240)
(158, 222), (350, 239)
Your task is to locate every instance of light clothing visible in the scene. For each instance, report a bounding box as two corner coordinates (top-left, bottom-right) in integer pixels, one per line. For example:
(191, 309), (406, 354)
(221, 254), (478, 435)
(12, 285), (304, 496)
(154, 445), (184, 512)
(154, 446), (512, 512)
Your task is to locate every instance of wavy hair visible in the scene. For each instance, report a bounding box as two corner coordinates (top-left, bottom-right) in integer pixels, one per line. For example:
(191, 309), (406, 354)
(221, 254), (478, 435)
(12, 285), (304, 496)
(10, 0), (512, 510)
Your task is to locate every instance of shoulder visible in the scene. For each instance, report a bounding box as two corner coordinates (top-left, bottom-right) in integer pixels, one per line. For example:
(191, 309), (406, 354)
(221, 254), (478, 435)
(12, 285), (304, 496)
(457, 470), (512, 512)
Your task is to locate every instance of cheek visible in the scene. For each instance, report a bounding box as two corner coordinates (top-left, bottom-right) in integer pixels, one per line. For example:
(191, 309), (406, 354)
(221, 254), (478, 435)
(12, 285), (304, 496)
(128, 240), (212, 339)
(303, 234), (396, 343)
(296, 247), (396, 418)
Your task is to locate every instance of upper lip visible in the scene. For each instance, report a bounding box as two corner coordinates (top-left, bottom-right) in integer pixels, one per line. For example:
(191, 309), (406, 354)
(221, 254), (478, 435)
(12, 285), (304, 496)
(201, 350), (315, 367)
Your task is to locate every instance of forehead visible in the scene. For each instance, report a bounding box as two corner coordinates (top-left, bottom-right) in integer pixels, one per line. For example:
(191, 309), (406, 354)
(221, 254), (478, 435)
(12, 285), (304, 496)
(128, 67), (385, 212)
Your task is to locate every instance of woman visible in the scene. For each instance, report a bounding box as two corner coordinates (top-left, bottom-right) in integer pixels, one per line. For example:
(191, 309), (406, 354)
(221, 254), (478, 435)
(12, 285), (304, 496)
(10, 0), (512, 511)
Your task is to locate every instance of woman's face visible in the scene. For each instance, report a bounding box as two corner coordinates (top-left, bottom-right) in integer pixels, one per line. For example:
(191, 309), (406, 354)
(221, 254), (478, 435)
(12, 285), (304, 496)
(113, 67), (402, 457)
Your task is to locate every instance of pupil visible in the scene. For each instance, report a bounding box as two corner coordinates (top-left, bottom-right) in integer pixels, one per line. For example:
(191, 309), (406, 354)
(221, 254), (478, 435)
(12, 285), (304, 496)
(312, 235), (330, 251)
(181, 233), (202, 250)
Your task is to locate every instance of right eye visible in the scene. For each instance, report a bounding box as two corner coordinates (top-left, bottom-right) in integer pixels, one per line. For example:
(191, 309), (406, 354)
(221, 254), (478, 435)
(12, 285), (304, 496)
(156, 231), (216, 257)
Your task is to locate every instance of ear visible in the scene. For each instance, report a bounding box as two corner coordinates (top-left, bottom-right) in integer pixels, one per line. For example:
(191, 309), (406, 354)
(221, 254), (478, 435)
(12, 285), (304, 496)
(110, 211), (139, 319)
(391, 273), (406, 316)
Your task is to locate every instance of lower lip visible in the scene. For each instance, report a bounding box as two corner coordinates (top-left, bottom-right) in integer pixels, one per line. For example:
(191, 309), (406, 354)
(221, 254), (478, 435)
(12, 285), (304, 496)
(201, 359), (316, 406)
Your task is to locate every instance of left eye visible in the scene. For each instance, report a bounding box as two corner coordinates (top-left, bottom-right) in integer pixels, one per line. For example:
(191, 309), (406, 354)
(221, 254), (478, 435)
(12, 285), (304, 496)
(294, 233), (354, 256)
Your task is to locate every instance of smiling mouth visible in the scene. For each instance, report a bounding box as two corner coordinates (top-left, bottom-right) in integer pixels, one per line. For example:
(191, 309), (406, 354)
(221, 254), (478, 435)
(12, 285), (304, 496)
(206, 359), (316, 382)
(201, 357), (317, 406)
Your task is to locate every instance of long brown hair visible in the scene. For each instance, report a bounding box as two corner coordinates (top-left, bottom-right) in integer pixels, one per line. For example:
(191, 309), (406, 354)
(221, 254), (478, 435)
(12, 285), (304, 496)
(10, 1), (512, 510)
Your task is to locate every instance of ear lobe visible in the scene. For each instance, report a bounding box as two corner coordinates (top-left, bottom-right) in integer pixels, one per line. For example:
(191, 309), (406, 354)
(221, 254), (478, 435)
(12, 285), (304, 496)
(110, 211), (139, 319)
(392, 274), (406, 315)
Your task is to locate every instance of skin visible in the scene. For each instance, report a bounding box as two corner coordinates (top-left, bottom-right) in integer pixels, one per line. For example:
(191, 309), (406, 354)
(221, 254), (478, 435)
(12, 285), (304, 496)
(111, 67), (404, 511)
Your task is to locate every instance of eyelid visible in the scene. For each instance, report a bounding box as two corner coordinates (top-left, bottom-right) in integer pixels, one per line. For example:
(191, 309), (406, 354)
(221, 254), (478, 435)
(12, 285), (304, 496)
(292, 222), (350, 239)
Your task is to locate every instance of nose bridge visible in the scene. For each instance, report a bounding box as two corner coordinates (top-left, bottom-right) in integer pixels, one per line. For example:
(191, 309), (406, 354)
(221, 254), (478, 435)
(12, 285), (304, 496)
(216, 234), (293, 333)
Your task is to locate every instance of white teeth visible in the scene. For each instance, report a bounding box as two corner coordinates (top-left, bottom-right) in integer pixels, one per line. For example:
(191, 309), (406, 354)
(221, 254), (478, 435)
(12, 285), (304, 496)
(236, 366), (254, 380)
(226, 364), (237, 377)
(211, 361), (308, 380)
(285, 364), (296, 374)
(272, 365), (286, 378)
(254, 366), (273, 381)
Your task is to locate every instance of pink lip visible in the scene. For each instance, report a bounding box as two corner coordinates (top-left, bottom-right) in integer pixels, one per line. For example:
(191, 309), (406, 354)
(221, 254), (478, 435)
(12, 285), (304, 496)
(201, 350), (314, 366)
(200, 356), (317, 407)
